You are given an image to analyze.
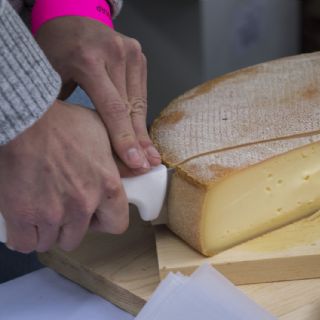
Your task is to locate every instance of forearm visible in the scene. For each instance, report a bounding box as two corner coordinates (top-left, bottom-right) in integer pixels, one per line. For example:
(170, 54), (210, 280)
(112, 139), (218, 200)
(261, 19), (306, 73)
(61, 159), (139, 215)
(0, 0), (61, 144)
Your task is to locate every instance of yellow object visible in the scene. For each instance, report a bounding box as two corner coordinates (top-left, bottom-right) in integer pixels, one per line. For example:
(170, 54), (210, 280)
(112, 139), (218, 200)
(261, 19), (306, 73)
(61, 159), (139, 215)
(151, 52), (320, 256)
(203, 143), (320, 255)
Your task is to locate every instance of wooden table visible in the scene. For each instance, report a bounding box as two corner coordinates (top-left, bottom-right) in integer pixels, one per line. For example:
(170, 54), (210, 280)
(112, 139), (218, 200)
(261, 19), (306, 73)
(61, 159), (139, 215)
(39, 209), (320, 319)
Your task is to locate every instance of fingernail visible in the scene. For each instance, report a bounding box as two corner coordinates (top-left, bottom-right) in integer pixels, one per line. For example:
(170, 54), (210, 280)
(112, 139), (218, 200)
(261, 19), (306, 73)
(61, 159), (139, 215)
(127, 148), (143, 166)
(147, 146), (161, 159)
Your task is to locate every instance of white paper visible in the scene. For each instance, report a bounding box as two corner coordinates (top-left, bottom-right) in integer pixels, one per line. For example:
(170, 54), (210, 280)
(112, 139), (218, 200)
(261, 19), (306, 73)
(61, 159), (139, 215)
(136, 272), (188, 319)
(0, 268), (133, 320)
(136, 264), (277, 320)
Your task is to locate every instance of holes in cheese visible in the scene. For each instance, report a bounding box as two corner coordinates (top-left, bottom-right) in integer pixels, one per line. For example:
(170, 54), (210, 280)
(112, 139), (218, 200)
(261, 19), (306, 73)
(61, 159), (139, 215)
(202, 143), (320, 256)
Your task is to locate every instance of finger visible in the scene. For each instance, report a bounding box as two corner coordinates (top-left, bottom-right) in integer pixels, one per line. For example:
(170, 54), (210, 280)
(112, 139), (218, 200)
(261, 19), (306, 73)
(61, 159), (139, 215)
(57, 197), (95, 251)
(106, 53), (128, 100)
(113, 153), (146, 177)
(34, 200), (64, 252)
(106, 55), (152, 175)
(36, 224), (60, 253)
(58, 214), (91, 252)
(58, 220), (90, 252)
(126, 49), (161, 166)
(90, 200), (129, 234)
(106, 51), (150, 176)
(5, 219), (37, 253)
(78, 67), (149, 171)
(90, 171), (129, 234)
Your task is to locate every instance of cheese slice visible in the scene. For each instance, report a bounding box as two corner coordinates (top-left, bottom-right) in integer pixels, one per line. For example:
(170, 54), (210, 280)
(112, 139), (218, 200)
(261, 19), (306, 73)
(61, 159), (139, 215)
(151, 52), (320, 256)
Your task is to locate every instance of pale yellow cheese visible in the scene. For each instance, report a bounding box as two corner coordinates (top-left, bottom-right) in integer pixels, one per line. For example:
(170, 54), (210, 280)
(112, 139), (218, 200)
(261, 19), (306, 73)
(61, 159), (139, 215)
(203, 142), (320, 255)
(151, 52), (320, 256)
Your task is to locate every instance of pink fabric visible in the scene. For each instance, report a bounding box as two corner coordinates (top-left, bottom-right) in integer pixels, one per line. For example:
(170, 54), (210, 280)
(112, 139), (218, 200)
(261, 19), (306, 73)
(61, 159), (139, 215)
(31, 0), (114, 35)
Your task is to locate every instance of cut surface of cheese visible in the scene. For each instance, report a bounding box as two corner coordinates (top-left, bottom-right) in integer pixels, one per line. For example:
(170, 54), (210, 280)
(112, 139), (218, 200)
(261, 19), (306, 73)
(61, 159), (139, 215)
(203, 142), (320, 255)
(151, 52), (320, 256)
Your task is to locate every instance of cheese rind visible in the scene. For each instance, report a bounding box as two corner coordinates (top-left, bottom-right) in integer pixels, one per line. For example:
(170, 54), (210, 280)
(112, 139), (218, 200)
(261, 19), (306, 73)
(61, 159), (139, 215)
(152, 53), (320, 166)
(151, 52), (320, 256)
(167, 142), (320, 255)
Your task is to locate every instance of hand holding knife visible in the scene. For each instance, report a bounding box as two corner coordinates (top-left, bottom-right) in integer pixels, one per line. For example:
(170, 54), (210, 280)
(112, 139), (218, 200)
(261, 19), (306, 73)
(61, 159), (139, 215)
(0, 164), (171, 243)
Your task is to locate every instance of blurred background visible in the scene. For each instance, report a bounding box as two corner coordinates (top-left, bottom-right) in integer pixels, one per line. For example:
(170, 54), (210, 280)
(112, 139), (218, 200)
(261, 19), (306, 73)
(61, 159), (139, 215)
(71, 0), (320, 124)
(115, 0), (304, 123)
(3, 0), (320, 283)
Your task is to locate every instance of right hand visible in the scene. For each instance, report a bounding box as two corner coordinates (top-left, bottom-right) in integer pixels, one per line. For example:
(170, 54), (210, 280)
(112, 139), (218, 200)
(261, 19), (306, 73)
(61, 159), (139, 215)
(0, 101), (129, 253)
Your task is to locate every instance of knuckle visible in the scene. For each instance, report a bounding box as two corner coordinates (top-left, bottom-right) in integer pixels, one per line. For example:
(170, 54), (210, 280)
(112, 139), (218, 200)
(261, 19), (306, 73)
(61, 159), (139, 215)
(106, 100), (129, 120)
(127, 38), (142, 54)
(77, 47), (101, 70)
(112, 36), (126, 60)
(118, 131), (135, 144)
(12, 208), (37, 226)
(127, 38), (142, 61)
(103, 175), (123, 199)
(130, 97), (147, 116)
(70, 191), (94, 219)
(42, 210), (63, 227)
(138, 135), (153, 148)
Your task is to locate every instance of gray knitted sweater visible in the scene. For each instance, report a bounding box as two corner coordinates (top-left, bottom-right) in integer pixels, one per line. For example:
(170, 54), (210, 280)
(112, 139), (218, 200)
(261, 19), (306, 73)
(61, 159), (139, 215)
(0, 0), (122, 145)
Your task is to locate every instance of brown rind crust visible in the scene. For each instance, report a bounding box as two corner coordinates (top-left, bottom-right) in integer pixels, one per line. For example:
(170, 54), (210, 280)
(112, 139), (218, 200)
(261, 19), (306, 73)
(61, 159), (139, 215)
(167, 170), (206, 254)
(151, 52), (320, 167)
(151, 52), (320, 256)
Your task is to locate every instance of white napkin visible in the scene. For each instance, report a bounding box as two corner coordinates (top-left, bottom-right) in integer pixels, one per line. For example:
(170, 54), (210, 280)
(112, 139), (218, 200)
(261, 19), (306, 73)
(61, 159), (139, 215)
(136, 264), (277, 320)
(0, 268), (133, 320)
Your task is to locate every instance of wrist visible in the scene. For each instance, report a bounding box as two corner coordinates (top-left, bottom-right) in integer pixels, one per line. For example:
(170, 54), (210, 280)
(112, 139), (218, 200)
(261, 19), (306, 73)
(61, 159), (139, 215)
(31, 0), (114, 35)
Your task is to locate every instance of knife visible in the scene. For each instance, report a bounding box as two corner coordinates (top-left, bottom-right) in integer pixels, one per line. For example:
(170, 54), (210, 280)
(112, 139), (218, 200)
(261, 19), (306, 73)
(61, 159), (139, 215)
(0, 164), (172, 243)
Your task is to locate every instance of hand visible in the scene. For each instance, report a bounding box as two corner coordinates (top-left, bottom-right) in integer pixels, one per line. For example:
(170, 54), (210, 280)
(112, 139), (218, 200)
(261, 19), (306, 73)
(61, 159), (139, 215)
(0, 101), (129, 253)
(35, 16), (161, 173)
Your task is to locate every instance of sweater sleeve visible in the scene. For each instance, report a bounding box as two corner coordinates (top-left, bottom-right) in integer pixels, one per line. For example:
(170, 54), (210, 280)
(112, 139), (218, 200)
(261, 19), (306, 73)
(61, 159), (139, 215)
(0, 0), (61, 145)
(107, 0), (123, 18)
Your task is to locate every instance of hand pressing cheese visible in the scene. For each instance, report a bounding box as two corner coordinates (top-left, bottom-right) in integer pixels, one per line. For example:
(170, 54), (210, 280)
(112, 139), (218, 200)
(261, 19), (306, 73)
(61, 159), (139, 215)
(151, 52), (320, 256)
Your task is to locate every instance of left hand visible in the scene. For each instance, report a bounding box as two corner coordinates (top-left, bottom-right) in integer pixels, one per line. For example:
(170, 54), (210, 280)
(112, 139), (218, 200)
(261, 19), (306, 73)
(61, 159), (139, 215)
(35, 16), (161, 174)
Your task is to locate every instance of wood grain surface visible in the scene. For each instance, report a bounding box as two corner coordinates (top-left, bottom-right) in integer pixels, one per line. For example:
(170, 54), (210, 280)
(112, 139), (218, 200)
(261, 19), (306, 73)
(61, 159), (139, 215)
(39, 208), (159, 315)
(39, 207), (320, 319)
(155, 210), (320, 284)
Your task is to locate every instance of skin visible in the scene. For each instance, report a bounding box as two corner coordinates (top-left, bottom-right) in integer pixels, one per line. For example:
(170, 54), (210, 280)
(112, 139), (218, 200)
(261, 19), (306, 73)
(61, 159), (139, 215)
(0, 16), (162, 253)
(0, 101), (130, 253)
(35, 16), (162, 174)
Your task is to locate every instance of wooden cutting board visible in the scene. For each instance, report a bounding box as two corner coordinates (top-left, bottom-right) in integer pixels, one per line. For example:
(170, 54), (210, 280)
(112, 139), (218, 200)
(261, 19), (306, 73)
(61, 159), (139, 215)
(154, 210), (320, 284)
(39, 207), (320, 319)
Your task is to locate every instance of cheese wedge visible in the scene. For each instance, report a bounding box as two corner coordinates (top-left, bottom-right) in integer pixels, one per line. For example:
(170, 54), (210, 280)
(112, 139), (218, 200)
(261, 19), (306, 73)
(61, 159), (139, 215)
(151, 52), (320, 256)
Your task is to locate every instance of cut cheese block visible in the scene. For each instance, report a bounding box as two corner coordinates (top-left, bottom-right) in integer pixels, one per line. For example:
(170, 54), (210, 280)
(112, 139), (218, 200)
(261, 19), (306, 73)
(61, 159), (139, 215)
(151, 52), (320, 256)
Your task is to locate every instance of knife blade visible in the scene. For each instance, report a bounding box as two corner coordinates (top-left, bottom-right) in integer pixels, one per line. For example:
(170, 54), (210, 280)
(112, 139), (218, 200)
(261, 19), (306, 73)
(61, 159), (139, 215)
(0, 164), (172, 243)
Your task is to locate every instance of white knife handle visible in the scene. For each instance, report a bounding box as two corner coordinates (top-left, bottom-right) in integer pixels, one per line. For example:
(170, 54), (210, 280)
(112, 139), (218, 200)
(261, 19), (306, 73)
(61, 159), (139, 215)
(0, 164), (168, 243)
(122, 164), (168, 221)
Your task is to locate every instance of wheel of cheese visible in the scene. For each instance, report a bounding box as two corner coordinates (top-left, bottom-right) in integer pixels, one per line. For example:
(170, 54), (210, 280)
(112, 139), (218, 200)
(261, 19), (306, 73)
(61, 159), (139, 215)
(151, 52), (320, 256)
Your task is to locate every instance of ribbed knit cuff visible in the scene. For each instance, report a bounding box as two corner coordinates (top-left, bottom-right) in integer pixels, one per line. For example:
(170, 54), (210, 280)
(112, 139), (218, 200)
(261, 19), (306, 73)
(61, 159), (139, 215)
(107, 0), (123, 18)
(0, 0), (61, 145)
